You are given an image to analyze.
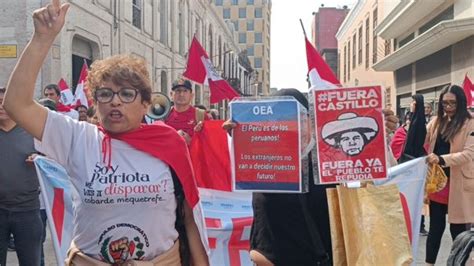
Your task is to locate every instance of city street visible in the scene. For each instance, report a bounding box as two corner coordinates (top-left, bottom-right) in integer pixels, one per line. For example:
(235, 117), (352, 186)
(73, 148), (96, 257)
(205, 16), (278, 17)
(7, 218), (453, 266)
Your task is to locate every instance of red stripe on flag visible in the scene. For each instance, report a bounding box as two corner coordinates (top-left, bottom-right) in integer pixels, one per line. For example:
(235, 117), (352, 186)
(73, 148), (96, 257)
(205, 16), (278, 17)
(52, 188), (65, 244)
(400, 192), (412, 244)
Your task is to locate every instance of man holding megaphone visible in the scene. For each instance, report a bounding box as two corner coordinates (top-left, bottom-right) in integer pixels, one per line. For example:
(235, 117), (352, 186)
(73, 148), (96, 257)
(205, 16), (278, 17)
(165, 78), (210, 145)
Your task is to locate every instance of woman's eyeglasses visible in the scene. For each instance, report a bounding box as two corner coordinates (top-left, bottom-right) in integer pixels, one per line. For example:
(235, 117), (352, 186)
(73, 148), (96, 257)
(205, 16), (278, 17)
(94, 87), (139, 103)
(441, 101), (457, 108)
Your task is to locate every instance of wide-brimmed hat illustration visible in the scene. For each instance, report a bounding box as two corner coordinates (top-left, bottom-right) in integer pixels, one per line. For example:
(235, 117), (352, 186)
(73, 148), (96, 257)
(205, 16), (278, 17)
(321, 112), (379, 147)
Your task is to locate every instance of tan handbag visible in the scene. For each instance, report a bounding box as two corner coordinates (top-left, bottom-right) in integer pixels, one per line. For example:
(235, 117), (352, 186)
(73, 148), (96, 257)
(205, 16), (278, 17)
(425, 163), (448, 194)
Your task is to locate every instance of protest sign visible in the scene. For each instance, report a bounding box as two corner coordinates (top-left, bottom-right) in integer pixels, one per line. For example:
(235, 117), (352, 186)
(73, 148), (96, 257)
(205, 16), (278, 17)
(312, 86), (387, 184)
(230, 98), (310, 192)
(200, 188), (253, 266)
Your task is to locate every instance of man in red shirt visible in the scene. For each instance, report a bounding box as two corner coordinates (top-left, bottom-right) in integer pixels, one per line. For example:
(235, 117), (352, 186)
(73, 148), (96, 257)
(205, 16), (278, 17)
(165, 78), (209, 144)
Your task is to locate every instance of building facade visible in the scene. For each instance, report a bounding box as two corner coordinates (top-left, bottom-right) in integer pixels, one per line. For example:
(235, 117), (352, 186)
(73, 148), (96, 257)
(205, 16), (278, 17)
(0, 0), (253, 114)
(374, 0), (474, 116)
(311, 6), (349, 76)
(336, 0), (396, 110)
(214, 0), (272, 96)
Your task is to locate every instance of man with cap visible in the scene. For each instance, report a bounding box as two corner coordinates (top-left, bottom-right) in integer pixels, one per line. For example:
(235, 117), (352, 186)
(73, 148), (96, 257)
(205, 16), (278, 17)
(321, 112), (379, 156)
(165, 78), (210, 144)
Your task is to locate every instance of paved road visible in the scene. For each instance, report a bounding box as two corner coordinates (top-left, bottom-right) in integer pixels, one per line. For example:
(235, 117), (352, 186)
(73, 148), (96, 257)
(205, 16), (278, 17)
(6, 219), (454, 265)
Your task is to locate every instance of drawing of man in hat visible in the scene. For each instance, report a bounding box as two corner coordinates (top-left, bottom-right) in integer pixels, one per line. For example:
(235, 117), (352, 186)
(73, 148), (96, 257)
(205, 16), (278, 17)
(321, 112), (379, 156)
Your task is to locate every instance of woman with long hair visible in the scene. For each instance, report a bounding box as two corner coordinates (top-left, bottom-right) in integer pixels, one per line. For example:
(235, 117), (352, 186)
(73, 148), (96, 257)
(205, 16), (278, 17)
(425, 84), (474, 265)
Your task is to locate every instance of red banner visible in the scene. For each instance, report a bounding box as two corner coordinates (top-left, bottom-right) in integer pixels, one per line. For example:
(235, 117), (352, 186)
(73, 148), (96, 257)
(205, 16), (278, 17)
(312, 86), (388, 184)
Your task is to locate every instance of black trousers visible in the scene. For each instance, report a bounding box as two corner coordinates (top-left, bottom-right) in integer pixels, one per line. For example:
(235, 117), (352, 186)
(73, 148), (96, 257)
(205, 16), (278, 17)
(425, 201), (471, 264)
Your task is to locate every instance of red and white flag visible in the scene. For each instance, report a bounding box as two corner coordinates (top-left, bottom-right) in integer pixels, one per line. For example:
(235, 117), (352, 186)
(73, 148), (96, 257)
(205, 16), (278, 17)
(375, 158), (428, 262)
(57, 78), (75, 106)
(34, 156), (74, 266)
(462, 74), (474, 107)
(74, 61), (92, 108)
(184, 37), (239, 104)
(305, 37), (340, 90)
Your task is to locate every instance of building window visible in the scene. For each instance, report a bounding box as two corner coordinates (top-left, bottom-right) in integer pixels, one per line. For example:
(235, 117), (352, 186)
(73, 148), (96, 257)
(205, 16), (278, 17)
(132, 0), (141, 29)
(223, 8), (230, 19)
(247, 46), (254, 56)
(239, 8), (246, 18)
(215, 0), (223, 6)
(352, 34), (356, 69)
(247, 20), (254, 31)
(160, 71), (167, 95)
(358, 26), (363, 65)
(255, 8), (262, 18)
(232, 0), (238, 5)
(419, 5), (454, 35)
(247, 0), (254, 4)
(178, 8), (185, 55)
(195, 85), (201, 104)
(384, 39), (391, 56)
(365, 18), (370, 68)
(372, 8), (378, 64)
(397, 33), (414, 48)
(347, 41), (351, 80)
(239, 33), (247, 43)
(255, 57), (262, 68)
(159, 0), (167, 44)
(255, 32), (262, 43)
(231, 20), (239, 31)
(343, 45), (347, 82)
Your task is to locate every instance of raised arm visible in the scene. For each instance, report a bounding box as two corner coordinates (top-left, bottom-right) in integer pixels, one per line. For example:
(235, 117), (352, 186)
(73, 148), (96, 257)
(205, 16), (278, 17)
(3, 0), (69, 140)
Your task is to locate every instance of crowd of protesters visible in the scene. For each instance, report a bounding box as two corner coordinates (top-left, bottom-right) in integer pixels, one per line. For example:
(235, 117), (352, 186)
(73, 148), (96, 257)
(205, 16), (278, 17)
(1, 1), (473, 266)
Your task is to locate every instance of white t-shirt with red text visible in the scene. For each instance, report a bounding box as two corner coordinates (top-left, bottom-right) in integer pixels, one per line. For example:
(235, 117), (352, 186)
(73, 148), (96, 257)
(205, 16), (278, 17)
(35, 110), (178, 263)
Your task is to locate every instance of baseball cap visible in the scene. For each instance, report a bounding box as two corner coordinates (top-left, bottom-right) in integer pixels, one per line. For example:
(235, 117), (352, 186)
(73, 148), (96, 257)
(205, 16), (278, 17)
(171, 78), (192, 91)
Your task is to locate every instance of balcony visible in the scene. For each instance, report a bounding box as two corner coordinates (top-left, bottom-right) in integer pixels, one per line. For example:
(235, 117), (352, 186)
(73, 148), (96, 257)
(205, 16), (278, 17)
(376, 0), (446, 39)
(373, 17), (474, 71)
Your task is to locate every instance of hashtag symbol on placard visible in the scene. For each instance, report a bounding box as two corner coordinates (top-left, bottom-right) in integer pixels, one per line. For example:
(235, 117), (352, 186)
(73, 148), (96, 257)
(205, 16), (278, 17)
(318, 93), (328, 102)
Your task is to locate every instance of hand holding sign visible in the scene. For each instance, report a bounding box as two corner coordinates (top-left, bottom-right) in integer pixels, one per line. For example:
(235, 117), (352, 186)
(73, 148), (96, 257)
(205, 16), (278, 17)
(32, 0), (70, 39)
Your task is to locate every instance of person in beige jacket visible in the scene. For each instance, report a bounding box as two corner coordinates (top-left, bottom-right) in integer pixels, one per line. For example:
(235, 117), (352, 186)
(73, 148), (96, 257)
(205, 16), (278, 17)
(424, 84), (474, 265)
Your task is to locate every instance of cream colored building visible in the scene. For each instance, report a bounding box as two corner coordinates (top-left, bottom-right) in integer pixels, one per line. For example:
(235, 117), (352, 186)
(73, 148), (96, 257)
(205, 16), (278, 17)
(0, 0), (253, 111)
(374, 0), (473, 116)
(336, 0), (396, 110)
(214, 0), (272, 96)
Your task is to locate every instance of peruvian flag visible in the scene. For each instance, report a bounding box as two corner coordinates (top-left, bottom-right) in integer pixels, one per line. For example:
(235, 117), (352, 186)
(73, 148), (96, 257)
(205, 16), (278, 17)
(57, 78), (75, 106)
(184, 37), (239, 104)
(462, 74), (474, 107)
(73, 61), (92, 108)
(34, 156), (74, 266)
(305, 37), (340, 90)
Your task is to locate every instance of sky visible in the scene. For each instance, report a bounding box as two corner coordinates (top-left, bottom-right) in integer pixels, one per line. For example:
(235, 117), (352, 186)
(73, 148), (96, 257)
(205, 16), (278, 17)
(270, 0), (356, 92)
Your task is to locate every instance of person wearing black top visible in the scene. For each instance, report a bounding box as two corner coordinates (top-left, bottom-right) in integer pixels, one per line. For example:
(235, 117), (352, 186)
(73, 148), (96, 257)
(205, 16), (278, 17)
(223, 89), (399, 266)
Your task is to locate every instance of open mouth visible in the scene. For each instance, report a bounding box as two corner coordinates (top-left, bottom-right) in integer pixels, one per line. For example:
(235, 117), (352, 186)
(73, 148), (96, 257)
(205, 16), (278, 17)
(108, 110), (123, 121)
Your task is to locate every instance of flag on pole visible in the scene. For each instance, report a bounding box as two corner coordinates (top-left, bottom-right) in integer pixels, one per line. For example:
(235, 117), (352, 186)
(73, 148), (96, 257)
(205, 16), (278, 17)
(184, 37), (239, 104)
(57, 78), (75, 106)
(462, 74), (474, 107)
(34, 156), (74, 266)
(375, 158), (428, 263)
(304, 37), (340, 90)
(74, 61), (92, 108)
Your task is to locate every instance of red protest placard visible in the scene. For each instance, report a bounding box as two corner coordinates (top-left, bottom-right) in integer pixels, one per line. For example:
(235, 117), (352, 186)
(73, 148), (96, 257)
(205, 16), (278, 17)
(312, 86), (388, 184)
